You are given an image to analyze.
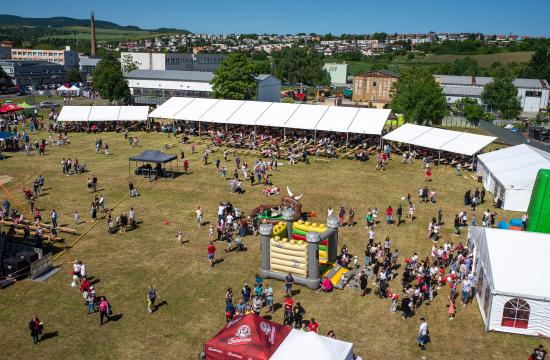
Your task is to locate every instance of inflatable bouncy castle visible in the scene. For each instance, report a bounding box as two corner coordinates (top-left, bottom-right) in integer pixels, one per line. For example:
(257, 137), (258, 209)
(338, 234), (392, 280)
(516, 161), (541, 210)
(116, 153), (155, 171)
(259, 209), (350, 290)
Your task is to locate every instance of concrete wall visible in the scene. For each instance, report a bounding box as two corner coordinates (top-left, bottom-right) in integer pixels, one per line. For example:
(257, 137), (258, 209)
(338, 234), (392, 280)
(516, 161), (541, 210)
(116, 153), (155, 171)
(323, 63), (348, 85)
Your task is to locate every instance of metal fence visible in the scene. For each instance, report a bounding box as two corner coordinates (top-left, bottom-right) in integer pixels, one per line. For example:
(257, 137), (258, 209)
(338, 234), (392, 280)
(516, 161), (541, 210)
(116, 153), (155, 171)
(479, 120), (550, 152)
(441, 116), (478, 128)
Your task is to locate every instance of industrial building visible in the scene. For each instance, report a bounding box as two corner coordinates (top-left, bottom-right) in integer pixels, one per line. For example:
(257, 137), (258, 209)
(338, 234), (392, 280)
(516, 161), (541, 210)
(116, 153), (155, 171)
(79, 56), (102, 78)
(322, 63), (348, 86)
(9, 46), (79, 69)
(120, 52), (225, 72)
(351, 70), (399, 107)
(125, 69), (281, 105)
(0, 60), (67, 86)
(435, 75), (550, 113)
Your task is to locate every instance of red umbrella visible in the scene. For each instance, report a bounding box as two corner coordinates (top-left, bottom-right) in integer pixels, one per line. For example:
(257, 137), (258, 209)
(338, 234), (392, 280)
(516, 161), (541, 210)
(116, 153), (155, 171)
(0, 104), (24, 113)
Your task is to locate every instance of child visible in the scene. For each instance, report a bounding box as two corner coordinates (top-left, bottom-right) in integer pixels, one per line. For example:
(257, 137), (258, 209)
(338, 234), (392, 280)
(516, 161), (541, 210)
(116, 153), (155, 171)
(448, 296), (456, 320)
(176, 228), (184, 245)
(347, 208), (355, 226)
(73, 210), (79, 225)
(391, 293), (398, 313)
(221, 166), (227, 179)
(208, 225), (214, 241)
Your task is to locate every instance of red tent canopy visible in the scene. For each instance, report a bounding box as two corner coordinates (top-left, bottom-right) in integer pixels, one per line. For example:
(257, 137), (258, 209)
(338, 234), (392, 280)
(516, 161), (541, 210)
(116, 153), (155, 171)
(205, 314), (292, 360)
(0, 104), (24, 113)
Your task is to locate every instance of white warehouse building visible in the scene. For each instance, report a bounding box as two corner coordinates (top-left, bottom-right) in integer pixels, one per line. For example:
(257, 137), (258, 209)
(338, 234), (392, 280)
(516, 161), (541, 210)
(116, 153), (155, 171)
(435, 75), (550, 113)
(125, 70), (281, 105)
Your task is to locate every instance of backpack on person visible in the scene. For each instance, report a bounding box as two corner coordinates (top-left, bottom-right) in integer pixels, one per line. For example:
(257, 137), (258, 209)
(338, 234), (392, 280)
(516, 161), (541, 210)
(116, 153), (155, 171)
(107, 303), (113, 316)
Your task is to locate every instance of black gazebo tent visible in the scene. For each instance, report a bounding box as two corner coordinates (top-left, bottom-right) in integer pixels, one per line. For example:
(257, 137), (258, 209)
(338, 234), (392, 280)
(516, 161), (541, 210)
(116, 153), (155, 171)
(129, 150), (179, 179)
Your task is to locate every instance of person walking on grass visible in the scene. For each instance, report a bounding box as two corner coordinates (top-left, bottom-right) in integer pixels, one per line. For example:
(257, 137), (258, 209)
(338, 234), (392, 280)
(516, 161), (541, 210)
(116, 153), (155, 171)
(196, 206), (203, 228)
(99, 297), (111, 325)
(417, 317), (429, 350)
(207, 241), (216, 267)
(73, 210), (79, 225)
(183, 159), (189, 174)
(28, 314), (43, 344)
(51, 209), (58, 229)
(147, 286), (158, 314)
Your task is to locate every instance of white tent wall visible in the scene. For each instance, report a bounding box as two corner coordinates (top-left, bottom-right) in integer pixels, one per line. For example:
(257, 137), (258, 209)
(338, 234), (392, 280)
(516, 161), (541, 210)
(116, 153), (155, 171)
(470, 227), (550, 337)
(504, 188), (534, 212)
(88, 106), (121, 122)
(118, 106), (150, 121)
(488, 296), (550, 337)
(57, 106), (92, 122)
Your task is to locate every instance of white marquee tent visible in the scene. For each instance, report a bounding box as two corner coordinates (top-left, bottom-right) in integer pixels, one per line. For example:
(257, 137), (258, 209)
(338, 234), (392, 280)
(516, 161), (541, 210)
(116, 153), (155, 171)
(476, 144), (550, 211)
(469, 227), (550, 337)
(270, 330), (353, 360)
(148, 97), (391, 135)
(383, 123), (497, 156)
(57, 106), (150, 122)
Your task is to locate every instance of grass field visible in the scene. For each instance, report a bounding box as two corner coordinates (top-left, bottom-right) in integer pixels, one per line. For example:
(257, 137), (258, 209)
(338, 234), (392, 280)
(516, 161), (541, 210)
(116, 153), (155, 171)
(36, 26), (174, 42)
(342, 51), (534, 75)
(0, 129), (548, 359)
(424, 52), (534, 67)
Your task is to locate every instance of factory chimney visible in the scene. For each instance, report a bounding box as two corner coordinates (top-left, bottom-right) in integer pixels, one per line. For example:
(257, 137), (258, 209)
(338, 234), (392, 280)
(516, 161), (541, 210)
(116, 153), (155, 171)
(90, 11), (97, 57)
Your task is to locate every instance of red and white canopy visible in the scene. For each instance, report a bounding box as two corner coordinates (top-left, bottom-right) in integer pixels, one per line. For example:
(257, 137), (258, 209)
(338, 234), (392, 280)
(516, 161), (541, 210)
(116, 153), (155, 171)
(204, 314), (354, 360)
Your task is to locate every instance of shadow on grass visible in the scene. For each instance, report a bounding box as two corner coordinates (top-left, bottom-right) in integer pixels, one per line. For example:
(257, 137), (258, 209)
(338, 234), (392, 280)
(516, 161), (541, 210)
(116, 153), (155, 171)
(40, 331), (59, 341)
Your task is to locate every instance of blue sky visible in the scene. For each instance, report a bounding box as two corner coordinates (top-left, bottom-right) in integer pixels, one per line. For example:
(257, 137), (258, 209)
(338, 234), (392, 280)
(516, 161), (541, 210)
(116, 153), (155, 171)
(2, 0), (549, 36)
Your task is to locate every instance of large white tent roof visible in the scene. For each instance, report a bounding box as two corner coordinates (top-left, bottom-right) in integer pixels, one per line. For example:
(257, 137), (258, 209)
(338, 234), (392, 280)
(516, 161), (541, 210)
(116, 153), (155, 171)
(383, 123), (496, 156)
(477, 144), (550, 188)
(347, 108), (392, 135)
(483, 228), (550, 300)
(57, 106), (149, 122)
(148, 97), (194, 119)
(284, 104), (329, 130)
(149, 97), (391, 135)
(57, 106), (91, 122)
(270, 330), (353, 360)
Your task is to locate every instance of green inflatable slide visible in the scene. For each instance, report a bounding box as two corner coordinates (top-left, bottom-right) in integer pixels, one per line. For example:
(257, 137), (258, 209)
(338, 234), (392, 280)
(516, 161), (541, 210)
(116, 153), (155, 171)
(527, 169), (550, 234)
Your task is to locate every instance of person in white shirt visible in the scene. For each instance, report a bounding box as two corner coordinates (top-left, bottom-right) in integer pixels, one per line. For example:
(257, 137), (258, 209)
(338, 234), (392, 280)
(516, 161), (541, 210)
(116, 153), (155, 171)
(196, 207), (203, 228)
(327, 207), (334, 219)
(226, 214), (233, 226)
(417, 318), (429, 350)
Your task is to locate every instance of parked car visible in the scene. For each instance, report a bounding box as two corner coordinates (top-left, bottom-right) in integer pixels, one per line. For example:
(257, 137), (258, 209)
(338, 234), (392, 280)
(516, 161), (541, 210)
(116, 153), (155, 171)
(39, 101), (60, 109)
(16, 90), (30, 96)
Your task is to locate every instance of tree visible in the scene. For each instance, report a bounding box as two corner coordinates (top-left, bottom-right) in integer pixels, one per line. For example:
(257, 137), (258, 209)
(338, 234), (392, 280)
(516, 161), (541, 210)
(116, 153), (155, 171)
(522, 46), (550, 82)
(273, 46), (325, 85)
(211, 53), (257, 100)
(389, 68), (447, 125)
(460, 98), (485, 123)
(372, 32), (388, 42)
(0, 67), (12, 90)
(481, 69), (521, 119)
(121, 54), (140, 74)
(92, 59), (130, 102)
(67, 69), (83, 83)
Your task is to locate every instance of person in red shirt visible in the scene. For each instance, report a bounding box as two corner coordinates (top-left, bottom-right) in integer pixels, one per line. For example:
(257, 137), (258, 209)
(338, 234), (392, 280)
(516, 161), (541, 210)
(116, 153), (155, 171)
(183, 160), (189, 174)
(385, 206), (394, 224)
(283, 295), (294, 326)
(425, 167), (432, 181)
(80, 277), (91, 294)
(207, 241), (216, 267)
(308, 318), (319, 333)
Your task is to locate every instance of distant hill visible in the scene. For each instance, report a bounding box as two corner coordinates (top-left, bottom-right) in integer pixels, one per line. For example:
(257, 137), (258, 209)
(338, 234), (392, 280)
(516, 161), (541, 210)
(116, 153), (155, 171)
(0, 14), (188, 32)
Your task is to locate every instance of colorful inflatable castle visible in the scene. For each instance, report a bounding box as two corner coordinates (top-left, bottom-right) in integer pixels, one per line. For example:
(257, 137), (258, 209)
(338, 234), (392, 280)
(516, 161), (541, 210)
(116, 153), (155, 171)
(259, 209), (349, 290)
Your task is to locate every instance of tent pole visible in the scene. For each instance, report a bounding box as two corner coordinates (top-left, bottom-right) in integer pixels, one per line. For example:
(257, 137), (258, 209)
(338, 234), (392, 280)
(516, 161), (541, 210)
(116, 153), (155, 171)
(438, 150), (441, 166)
(314, 130), (317, 143)
(346, 132), (349, 146)
(379, 135), (382, 148)
(284, 128), (286, 141)
(253, 125), (256, 150)
(198, 121), (201, 136)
